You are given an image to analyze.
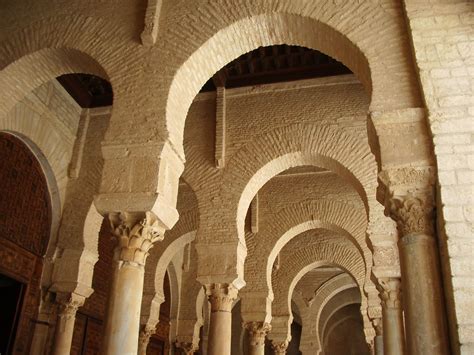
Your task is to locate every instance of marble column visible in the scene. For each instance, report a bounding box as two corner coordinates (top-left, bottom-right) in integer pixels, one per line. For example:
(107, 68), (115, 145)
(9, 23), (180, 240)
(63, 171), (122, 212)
(52, 293), (84, 355)
(244, 321), (271, 355)
(389, 193), (449, 354)
(138, 326), (155, 355)
(205, 283), (238, 355)
(102, 212), (164, 355)
(271, 340), (288, 355)
(379, 278), (404, 355)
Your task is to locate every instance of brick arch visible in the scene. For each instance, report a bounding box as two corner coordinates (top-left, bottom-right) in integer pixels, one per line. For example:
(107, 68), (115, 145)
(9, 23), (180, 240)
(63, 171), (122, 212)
(269, 237), (365, 343)
(300, 273), (357, 350)
(225, 123), (375, 242)
(0, 14), (129, 119)
(300, 274), (358, 354)
(166, 5), (421, 155)
(261, 200), (370, 298)
(319, 287), (362, 351)
(142, 211), (198, 329)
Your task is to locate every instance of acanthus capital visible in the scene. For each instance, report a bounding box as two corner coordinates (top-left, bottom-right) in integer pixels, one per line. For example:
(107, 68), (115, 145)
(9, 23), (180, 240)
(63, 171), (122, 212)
(378, 278), (402, 309)
(109, 211), (165, 265)
(205, 283), (238, 312)
(243, 321), (271, 346)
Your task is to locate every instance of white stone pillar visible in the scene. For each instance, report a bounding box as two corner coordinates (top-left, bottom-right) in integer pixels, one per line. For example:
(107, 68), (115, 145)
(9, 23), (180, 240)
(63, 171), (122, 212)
(52, 293), (84, 355)
(205, 283), (238, 355)
(244, 321), (271, 355)
(102, 212), (164, 355)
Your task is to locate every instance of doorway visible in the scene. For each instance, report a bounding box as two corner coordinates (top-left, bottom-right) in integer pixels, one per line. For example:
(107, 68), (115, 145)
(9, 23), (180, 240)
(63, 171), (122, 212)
(0, 273), (25, 354)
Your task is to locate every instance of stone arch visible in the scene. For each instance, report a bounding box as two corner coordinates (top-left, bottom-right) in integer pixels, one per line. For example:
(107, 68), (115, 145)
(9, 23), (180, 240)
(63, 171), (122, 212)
(166, 6), (421, 154)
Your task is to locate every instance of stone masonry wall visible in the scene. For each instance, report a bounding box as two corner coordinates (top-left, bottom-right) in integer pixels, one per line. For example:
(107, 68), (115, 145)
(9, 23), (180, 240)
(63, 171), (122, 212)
(404, 2), (474, 353)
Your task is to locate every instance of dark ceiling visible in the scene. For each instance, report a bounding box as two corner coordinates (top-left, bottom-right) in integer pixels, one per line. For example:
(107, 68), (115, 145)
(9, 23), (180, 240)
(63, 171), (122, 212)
(58, 44), (350, 108)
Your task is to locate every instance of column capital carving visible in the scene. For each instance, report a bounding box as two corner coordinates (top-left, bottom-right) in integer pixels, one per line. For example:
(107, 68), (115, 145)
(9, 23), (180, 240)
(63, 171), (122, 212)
(243, 321), (271, 346)
(271, 340), (289, 355)
(205, 283), (238, 312)
(138, 325), (155, 350)
(378, 167), (436, 237)
(378, 278), (402, 309)
(55, 293), (84, 319)
(175, 341), (198, 355)
(109, 211), (165, 265)
(387, 193), (435, 236)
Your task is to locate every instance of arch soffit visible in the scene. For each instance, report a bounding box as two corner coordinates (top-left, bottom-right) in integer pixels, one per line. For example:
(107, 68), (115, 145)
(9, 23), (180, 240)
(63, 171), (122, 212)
(221, 123), (377, 244)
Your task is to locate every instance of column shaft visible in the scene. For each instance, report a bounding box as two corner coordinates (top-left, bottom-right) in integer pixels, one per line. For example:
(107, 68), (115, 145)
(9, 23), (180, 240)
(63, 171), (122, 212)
(374, 335), (384, 355)
(102, 261), (145, 354)
(382, 306), (404, 354)
(52, 294), (83, 355)
(399, 234), (449, 354)
(244, 322), (271, 355)
(206, 283), (238, 355)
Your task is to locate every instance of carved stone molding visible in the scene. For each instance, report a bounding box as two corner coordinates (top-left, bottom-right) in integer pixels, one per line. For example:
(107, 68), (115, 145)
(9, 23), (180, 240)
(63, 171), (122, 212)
(271, 340), (289, 355)
(378, 278), (402, 309)
(373, 245), (399, 266)
(175, 341), (198, 355)
(109, 211), (165, 265)
(243, 321), (271, 346)
(205, 283), (238, 312)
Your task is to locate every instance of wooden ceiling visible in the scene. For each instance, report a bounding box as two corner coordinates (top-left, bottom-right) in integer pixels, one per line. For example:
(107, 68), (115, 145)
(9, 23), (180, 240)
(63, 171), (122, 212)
(58, 45), (350, 107)
(201, 44), (351, 91)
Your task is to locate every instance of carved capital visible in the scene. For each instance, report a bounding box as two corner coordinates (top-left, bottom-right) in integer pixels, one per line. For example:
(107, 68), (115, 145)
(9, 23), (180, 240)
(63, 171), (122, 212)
(56, 293), (84, 321)
(387, 193), (435, 236)
(109, 211), (165, 265)
(378, 278), (402, 309)
(271, 340), (289, 355)
(138, 325), (155, 352)
(205, 283), (238, 312)
(243, 322), (271, 347)
(175, 341), (198, 355)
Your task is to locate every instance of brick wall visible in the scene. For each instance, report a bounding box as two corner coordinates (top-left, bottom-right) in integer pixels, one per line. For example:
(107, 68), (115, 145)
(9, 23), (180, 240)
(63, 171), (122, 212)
(404, 2), (474, 353)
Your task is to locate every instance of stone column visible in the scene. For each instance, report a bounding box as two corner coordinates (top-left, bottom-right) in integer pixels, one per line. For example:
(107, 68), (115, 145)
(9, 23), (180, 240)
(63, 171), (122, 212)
(138, 325), (155, 355)
(271, 340), (288, 355)
(379, 278), (404, 355)
(205, 283), (238, 355)
(102, 212), (164, 355)
(52, 293), (84, 355)
(244, 321), (271, 355)
(372, 317), (384, 355)
(388, 193), (449, 354)
(175, 341), (198, 355)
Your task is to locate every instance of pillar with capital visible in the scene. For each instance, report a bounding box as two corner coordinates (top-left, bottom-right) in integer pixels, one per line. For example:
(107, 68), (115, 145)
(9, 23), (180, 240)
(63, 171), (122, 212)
(380, 169), (449, 354)
(378, 278), (404, 355)
(243, 321), (271, 355)
(138, 325), (156, 355)
(101, 211), (165, 355)
(52, 292), (85, 355)
(271, 340), (288, 355)
(205, 283), (238, 355)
